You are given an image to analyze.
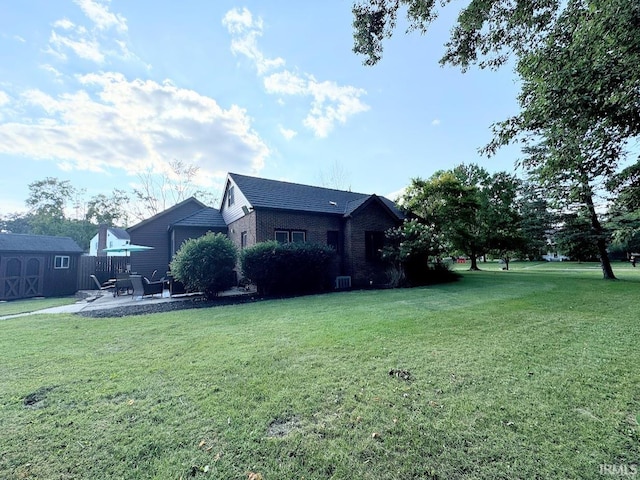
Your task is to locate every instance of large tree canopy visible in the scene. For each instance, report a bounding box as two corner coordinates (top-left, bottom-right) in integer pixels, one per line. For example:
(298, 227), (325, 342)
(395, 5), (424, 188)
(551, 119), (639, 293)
(352, 0), (560, 69)
(401, 164), (522, 270)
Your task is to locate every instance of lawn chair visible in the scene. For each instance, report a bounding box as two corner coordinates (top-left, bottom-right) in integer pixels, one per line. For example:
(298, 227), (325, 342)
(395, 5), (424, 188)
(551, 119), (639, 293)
(90, 274), (114, 298)
(130, 275), (164, 298)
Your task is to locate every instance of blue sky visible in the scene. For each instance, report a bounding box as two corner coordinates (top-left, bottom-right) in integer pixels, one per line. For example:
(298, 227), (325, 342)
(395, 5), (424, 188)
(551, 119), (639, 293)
(0, 0), (523, 218)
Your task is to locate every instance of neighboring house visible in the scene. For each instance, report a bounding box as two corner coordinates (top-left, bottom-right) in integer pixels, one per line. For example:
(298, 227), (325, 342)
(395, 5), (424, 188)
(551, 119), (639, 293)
(89, 225), (131, 256)
(0, 233), (83, 300)
(127, 198), (227, 279)
(124, 173), (404, 288)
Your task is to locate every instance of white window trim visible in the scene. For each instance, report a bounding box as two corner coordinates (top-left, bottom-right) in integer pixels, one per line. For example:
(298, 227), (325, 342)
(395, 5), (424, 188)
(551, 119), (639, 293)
(54, 255), (70, 269)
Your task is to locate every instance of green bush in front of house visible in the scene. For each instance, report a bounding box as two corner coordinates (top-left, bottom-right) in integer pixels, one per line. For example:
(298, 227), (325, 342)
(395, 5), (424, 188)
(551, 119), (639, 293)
(241, 241), (336, 295)
(170, 232), (237, 299)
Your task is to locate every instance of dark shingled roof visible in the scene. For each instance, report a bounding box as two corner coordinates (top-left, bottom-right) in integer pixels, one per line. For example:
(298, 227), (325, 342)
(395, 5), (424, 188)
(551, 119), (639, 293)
(172, 208), (227, 229)
(229, 173), (404, 219)
(0, 233), (84, 253)
(109, 227), (130, 240)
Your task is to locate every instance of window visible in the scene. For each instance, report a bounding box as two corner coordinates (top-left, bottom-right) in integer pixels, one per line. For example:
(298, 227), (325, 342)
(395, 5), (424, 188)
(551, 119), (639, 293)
(365, 231), (385, 262)
(54, 255), (70, 269)
(327, 230), (341, 254)
(275, 230), (306, 243)
(227, 185), (235, 207)
(275, 231), (289, 243)
(291, 231), (306, 243)
(241, 231), (248, 249)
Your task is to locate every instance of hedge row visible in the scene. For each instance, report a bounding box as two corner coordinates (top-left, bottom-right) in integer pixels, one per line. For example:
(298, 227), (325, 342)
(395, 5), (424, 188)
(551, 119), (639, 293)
(241, 241), (336, 296)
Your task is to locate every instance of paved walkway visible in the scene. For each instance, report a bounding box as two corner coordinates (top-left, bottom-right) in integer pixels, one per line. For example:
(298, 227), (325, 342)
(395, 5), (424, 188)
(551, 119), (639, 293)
(0, 287), (252, 320)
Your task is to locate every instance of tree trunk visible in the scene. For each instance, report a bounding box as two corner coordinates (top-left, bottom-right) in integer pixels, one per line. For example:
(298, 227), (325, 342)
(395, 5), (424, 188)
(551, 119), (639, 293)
(469, 253), (480, 270)
(583, 186), (616, 280)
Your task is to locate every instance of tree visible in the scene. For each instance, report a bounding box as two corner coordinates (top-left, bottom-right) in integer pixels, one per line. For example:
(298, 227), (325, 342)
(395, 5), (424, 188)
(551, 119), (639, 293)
(318, 160), (352, 191)
(353, 0), (640, 280)
(86, 189), (131, 226)
(555, 210), (601, 262)
(26, 177), (75, 219)
(606, 161), (640, 253)
(482, 0), (640, 278)
(352, 0), (560, 69)
(401, 164), (521, 270)
(382, 218), (446, 286)
(130, 159), (216, 221)
(516, 183), (554, 260)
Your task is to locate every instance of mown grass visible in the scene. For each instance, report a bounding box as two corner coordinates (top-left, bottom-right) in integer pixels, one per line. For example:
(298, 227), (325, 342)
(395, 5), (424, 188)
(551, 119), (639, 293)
(0, 296), (77, 317)
(1, 264), (639, 479)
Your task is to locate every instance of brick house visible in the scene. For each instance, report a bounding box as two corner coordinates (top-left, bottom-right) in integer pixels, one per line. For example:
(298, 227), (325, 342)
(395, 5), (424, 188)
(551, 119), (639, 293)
(125, 173), (404, 287)
(220, 173), (404, 287)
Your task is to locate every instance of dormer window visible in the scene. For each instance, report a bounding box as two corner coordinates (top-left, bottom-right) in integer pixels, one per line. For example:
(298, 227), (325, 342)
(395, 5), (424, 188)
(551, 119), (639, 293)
(228, 186), (235, 207)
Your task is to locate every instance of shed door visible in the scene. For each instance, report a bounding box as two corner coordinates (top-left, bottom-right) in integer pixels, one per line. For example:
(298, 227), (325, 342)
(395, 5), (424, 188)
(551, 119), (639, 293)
(0, 255), (45, 300)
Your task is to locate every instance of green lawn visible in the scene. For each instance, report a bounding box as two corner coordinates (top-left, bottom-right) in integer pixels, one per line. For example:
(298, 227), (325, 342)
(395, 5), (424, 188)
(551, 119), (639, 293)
(1, 264), (639, 479)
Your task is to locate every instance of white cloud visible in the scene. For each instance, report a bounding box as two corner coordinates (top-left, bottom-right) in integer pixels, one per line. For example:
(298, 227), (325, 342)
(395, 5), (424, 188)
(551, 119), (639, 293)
(223, 8), (285, 75)
(49, 30), (105, 63)
(278, 125), (297, 140)
(40, 64), (64, 80)
(73, 0), (127, 32)
(47, 0), (136, 66)
(0, 91), (10, 106)
(0, 73), (269, 184)
(53, 18), (75, 30)
(224, 8), (369, 138)
(431, 118), (441, 126)
(265, 71), (369, 138)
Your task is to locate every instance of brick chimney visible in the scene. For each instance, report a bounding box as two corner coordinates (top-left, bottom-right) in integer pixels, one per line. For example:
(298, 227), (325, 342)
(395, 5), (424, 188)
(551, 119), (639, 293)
(97, 224), (108, 256)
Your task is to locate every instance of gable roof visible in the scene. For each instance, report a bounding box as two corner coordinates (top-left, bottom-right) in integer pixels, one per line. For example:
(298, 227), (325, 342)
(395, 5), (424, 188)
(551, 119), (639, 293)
(171, 207), (227, 229)
(108, 227), (130, 240)
(228, 173), (404, 219)
(128, 197), (207, 232)
(0, 233), (83, 254)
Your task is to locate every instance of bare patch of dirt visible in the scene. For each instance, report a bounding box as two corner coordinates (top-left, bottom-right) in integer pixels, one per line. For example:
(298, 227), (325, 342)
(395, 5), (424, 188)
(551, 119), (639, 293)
(267, 416), (300, 438)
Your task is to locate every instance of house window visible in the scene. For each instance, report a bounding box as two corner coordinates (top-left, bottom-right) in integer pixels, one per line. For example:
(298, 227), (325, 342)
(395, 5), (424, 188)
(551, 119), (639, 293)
(327, 230), (341, 254)
(241, 231), (248, 249)
(228, 186), (235, 207)
(275, 231), (289, 243)
(365, 231), (385, 262)
(54, 255), (70, 269)
(291, 231), (306, 243)
(275, 230), (306, 243)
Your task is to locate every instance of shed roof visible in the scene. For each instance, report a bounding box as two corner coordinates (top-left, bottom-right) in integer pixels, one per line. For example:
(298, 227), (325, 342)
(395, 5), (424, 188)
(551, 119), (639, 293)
(0, 233), (83, 254)
(172, 207), (227, 229)
(228, 173), (404, 220)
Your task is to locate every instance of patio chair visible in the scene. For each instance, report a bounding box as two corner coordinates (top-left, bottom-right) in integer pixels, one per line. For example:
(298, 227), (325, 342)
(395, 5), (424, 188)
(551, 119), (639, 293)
(90, 274), (114, 298)
(130, 275), (164, 298)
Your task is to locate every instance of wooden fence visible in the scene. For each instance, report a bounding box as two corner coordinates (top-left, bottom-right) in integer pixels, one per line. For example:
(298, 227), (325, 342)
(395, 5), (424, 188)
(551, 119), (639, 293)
(77, 256), (129, 290)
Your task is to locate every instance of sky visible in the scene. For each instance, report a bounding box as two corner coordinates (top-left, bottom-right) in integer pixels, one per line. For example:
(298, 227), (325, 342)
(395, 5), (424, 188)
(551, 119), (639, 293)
(0, 0), (524, 219)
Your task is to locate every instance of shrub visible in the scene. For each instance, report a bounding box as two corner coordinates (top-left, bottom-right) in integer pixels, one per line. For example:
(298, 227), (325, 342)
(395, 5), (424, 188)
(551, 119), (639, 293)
(241, 241), (336, 295)
(383, 219), (459, 287)
(170, 232), (237, 299)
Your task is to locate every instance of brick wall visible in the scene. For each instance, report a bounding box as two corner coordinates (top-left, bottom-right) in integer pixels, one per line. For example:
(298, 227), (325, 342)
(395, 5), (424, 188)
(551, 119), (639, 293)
(346, 201), (400, 287)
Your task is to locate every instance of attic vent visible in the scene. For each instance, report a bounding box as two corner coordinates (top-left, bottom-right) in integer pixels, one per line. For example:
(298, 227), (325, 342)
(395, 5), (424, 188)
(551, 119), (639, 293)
(329, 201), (337, 206)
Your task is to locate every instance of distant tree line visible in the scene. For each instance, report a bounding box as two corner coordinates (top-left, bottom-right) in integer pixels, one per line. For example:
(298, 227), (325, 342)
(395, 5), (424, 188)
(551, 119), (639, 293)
(0, 160), (217, 251)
